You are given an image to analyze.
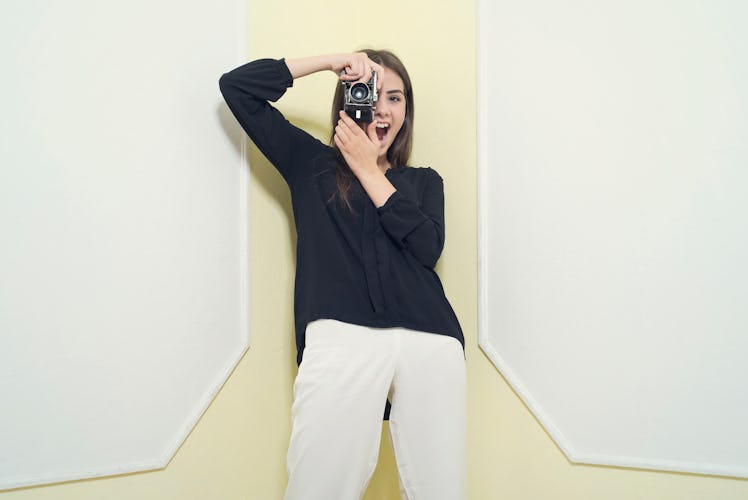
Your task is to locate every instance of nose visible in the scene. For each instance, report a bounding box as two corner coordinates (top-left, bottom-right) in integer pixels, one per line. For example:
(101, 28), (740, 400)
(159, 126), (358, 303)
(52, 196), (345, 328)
(374, 99), (389, 117)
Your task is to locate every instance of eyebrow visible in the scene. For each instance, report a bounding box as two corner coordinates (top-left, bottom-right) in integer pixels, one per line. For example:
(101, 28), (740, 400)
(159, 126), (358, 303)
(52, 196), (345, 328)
(385, 89), (405, 96)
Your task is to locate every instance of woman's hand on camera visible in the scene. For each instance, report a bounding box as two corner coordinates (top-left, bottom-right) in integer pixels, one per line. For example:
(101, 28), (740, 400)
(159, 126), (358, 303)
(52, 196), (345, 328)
(334, 110), (380, 177)
(331, 53), (384, 91)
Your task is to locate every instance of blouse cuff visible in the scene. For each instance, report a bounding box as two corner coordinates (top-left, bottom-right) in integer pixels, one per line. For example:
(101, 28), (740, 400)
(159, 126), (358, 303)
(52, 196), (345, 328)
(376, 190), (430, 241)
(278, 58), (294, 88)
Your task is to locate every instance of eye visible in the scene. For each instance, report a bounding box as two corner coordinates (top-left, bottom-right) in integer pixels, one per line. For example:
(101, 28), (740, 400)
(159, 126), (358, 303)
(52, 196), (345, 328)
(389, 95), (402, 102)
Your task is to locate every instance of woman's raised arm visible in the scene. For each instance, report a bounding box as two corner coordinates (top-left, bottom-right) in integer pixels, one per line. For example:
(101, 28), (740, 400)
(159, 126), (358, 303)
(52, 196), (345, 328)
(286, 53), (384, 90)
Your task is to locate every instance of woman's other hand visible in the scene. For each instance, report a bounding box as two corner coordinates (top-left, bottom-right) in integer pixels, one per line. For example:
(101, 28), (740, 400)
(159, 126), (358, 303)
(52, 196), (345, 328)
(334, 110), (380, 177)
(334, 110), (397, 207)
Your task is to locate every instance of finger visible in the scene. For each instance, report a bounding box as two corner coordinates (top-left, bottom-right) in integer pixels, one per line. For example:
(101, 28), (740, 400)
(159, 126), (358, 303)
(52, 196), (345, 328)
(371, 62), (385, 91)
(338, 111), (363, 136)
(365, 121), (379, 143)
(334, 127), (346, 146)
(348, 60), (359, 81)
(343, 61), (360, 79)
(335, 119), (351, 143)
(343, 65), (360, 80)
(334, 133), (351, 157)
(360, 63), (376, 85)
(337, 112), (353, 131)
(355, 62), (370, 84)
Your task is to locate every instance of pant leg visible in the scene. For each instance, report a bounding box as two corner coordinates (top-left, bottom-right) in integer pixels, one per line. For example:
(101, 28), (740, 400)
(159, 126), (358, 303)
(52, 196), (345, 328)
(284, 319), (397, 500)
(387, 331), (467, 500)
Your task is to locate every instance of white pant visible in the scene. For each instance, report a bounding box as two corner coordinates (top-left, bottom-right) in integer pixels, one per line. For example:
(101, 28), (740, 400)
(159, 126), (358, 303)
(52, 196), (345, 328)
(284, 319), (466, 500)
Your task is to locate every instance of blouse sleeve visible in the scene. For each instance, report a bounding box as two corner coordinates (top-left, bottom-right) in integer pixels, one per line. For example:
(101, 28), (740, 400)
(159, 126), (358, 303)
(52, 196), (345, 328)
(376, 169), (446, 269)
(219, 58), (324, 186)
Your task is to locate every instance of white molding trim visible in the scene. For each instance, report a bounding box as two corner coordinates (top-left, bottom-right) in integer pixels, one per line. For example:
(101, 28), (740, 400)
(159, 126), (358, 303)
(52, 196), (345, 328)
(0, 0), (251, 489)
(476, 0), (748, 479)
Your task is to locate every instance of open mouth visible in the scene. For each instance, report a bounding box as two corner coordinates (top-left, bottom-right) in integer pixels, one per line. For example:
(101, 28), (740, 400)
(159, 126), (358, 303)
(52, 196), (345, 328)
(375, 122), (390, 142)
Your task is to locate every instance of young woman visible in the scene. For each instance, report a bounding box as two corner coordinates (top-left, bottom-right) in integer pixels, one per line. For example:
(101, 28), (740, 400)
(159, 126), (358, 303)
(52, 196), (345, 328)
(220, 50), (466, 500)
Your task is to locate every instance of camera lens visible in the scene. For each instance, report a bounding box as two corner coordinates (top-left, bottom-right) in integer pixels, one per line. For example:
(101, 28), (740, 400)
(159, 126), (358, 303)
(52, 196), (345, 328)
(350, 82), (370, 102)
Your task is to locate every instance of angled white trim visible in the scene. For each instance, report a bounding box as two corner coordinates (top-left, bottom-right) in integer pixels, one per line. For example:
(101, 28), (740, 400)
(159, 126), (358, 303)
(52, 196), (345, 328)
(0, 0), (251, 490)
(476, 0), (748, 479)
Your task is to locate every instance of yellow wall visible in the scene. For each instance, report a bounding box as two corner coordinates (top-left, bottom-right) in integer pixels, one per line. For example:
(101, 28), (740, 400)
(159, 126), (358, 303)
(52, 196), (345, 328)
(3, 1), (748, 499)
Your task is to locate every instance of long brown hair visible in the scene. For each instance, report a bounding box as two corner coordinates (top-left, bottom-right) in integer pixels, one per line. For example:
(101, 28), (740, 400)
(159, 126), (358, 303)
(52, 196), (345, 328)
(328, 49), (414, 213)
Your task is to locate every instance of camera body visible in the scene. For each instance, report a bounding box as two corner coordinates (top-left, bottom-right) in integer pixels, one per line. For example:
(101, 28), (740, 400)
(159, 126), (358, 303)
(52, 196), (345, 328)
(342, 70), (378, 123)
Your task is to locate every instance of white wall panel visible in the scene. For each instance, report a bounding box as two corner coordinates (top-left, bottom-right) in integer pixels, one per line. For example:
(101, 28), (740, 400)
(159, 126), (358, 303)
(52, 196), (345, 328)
(0, 0), (249, 489)
(478, 0), (748, 477)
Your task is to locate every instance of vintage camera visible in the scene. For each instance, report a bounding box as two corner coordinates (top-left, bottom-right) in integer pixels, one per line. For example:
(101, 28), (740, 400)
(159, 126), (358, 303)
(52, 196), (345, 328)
(342, 70), (378, 123)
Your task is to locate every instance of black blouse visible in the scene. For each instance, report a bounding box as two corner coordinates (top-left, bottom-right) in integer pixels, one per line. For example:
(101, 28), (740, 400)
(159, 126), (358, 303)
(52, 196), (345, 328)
(219, 58), (465, 367)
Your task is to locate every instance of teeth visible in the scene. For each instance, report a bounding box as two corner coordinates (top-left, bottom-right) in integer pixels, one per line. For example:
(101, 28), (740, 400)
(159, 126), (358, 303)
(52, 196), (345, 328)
(376, 122), (390, 128)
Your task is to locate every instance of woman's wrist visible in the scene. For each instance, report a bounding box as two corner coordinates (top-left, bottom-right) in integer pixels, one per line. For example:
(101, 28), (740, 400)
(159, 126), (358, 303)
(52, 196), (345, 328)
(285, 54), (342, 79)
(358, 169), (397, 208)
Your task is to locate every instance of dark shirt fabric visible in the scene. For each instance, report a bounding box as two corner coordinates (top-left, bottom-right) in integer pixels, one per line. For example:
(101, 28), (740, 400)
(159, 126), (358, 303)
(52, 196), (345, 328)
(219, 57), (465, 376)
